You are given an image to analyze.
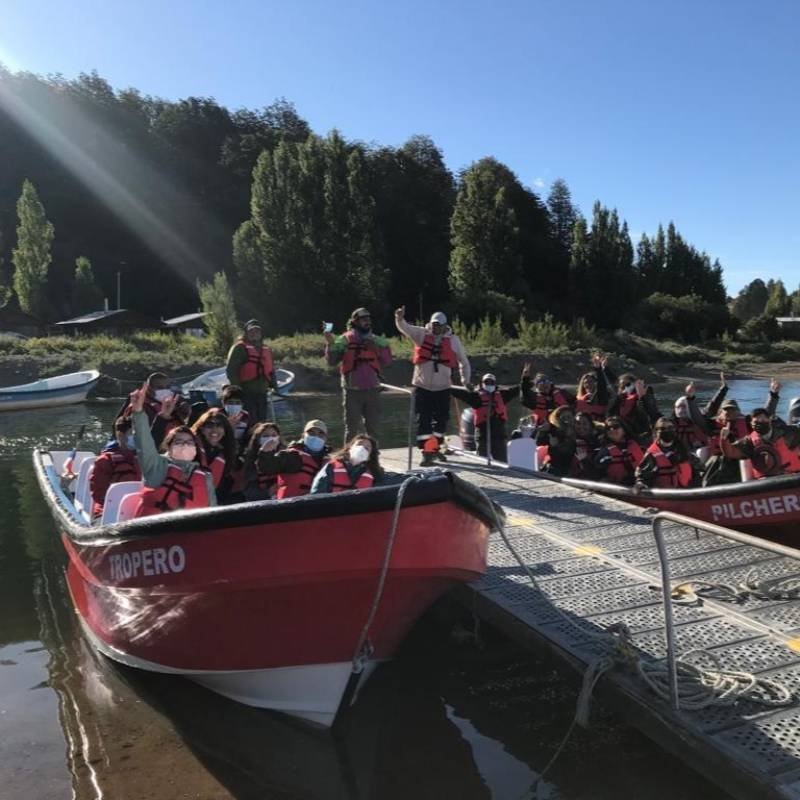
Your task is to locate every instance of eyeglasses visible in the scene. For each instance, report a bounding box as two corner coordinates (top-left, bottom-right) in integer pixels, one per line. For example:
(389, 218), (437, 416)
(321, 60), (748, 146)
(172, 438), (195, 447)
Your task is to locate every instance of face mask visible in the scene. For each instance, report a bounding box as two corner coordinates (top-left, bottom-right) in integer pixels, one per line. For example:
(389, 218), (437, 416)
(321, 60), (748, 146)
(623, 384), (634, 394)
(658, 431), (676, 445)
(304, 435), (325, 453)
(754, 421), (770, 435)
(260, 435), (279, 448)
(171, 443), (196, 461)
(484, 384), (496, 393)
(154, 389), (173, 402)
(674, 404), (690, 419)
(225, 404), (243, 417)
(125, 434), (136, 450)
(349, 444), (370, 465)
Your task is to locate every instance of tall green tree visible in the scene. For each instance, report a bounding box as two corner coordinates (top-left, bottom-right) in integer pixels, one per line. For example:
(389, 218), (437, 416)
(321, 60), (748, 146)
(71, 255), (103, 314)
(198, 271), (238, 357)
(0, 229), (11, 307)
(12, 180), (54, 318)
(765, 278), (790, 317)
(731, 279), (769, 323)
(547, 178), (577, 253)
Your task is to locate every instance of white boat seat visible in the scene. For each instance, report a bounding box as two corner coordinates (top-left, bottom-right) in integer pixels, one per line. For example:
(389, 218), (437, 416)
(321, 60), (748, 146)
(507, 438), (539, 471)
(73, 456), (97, 522)
(99, 481), (144, 525)
(117, 491), (143, 522)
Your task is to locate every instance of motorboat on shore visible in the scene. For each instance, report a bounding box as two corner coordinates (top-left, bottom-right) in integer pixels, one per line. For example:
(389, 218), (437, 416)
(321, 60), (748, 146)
(0, 370), (100, 411)
(33, 448), (495, 726)
(183, 366), (295, 406)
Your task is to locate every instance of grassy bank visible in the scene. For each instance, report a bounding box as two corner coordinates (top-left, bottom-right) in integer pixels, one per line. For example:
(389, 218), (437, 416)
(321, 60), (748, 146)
(1, 330), (799, 396)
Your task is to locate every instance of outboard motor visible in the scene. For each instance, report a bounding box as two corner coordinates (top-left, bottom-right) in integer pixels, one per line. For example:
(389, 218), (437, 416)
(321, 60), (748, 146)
(789, 397), (800, 425)
(459, 407), (476, 451)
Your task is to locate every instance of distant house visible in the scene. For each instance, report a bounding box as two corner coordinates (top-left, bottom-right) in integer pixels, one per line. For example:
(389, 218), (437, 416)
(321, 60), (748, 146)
(162, 312), (208, 337)
(776, 315), (800, 338)
(54, 309), (165, 336)
(0, 302), (44, 337)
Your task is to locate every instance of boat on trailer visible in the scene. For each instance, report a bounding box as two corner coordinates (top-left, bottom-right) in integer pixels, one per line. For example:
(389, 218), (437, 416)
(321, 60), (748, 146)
(0, 369), (100, 411)
(33, 448), (495, 726)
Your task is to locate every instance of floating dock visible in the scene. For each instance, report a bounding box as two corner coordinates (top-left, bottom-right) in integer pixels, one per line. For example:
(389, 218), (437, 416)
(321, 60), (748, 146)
(382, 447), (800, 800)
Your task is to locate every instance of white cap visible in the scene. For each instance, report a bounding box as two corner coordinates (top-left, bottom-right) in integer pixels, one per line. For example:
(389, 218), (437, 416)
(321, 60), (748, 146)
(430, 311), (447, 325)
(482, 373), (496, 383)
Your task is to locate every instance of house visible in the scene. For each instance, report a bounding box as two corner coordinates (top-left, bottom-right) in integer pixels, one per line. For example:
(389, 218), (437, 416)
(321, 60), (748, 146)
(0, 302), (44, 337)
(54, 309), (165, 336)
(776, 315), (800, 339)
(162, 312), (208, 337)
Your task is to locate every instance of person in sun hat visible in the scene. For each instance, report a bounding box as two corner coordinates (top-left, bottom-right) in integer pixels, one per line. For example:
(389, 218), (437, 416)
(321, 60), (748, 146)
(394, 306), (471, 466)
(225, 319), (275, 423)
(324, 307), (393, 445)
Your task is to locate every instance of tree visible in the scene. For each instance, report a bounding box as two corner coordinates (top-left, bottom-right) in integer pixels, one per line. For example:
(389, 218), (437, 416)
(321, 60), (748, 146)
(547, 178), (577, 253)
(765, 279), (790, 317)
(0, 229), (12, 307)
(730, 279), (769, 323)
(71, 256), (103, 314)
(12, 180), (54, 317)
(198, 271), (238, 357)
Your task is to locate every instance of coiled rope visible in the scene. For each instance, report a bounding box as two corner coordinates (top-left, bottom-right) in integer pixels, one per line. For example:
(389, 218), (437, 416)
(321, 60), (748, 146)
(672, 570), (800, 604)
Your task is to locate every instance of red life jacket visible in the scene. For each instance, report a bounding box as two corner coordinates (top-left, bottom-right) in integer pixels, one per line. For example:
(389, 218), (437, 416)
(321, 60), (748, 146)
(575, 395), (606, 421)
(747, 431), (800, 478)
(674, 417), (709, 449)
(618, 391), (638, 419)
(474, 391), (508, 426)
(412, 334), (457, 370)
(604, 441), (643, 483)
(329, 459), (375, 492)
(276, 447), (328, 499)
(91, 449), (142, 517)
(125, 391), (161, 423)
(570, 438), (595, 478)
(709, 416), (749, 455)
(256, 469), (278, 497)
(536, 445), (550, 468)
(199, 446), (226, 489)
(238, 340), (274, 383)
(529, 388), (570, 426)
(340, 330), (381, 375)
(135, 463), (211, 517)
(644, 442), (692, 488)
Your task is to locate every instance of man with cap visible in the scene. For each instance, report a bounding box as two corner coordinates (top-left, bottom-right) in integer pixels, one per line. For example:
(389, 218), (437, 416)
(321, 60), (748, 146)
(256, 418), (331, 498)
(324, 307), (393, 444)
(225, 319), (275, 423)
(450, 371), (521, 460)
(395, 305), (471, 466)
(519, 362), (575, 426)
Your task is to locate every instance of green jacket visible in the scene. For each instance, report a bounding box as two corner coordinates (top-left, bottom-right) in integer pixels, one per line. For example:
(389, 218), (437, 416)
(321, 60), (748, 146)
(225, 340), (274, 394)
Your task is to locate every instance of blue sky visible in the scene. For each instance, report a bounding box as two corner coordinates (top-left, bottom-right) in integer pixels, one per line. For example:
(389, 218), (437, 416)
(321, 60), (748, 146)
(2, 0), (798, 295)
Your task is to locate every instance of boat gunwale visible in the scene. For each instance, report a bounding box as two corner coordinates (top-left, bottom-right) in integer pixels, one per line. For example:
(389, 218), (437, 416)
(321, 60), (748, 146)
(0, 369), (101, 394)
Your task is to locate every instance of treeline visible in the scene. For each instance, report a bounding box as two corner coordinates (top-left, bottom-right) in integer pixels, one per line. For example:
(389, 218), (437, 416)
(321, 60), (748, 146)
(0, 67), (740, 341)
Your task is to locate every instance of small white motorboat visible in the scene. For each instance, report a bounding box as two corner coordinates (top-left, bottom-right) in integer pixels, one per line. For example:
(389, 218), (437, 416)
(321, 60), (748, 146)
(183, 366), (295, 405)
(0, 370), (100, 411)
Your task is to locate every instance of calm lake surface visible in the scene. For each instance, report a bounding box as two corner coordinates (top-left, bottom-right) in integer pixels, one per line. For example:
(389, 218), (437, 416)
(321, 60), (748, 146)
(2, 378), (798, 799)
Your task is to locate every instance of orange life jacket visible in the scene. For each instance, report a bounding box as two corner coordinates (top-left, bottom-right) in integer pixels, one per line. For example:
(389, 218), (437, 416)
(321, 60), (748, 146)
(91, 449), (142, 517)
(238, 340), (274, 384)
(618, 391), (638, 419)
(340, 330), (381, 375)
(529, 388), (571, 426)
(604, 441), (643, 483)
(709, 416), (749, 455)
(644, 442), (692, 488)
(474, 391), (508, 426)
(135, 463), (211, 517)
(747, 431), (800, 478)
(276, 447), (328, 499)
(329, 459), (375, 492)
(575, 395), (606, 420)
(536, 444), (550, 467)
(674, 417), (709, 449)
(199, 447), (226, 489)
(412, 334), (457, 370)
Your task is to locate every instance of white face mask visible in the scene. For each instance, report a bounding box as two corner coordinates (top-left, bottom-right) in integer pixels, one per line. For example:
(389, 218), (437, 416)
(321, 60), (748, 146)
(154, 389), (173, 402)
(623, 384), (634, 394)
(225, 404), (243, 417)
(349, 444), (370, 465)
(260, 435), (279, 448)
(171, 443), (196, 462)
(483, 384), (496, 394)
(674, 403), (690, 419)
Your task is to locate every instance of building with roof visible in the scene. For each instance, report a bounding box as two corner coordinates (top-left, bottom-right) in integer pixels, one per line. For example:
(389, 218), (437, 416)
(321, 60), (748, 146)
(776, 315), (800, 339)
(162, 312), (208, 337)
(54, 309), (165, 336)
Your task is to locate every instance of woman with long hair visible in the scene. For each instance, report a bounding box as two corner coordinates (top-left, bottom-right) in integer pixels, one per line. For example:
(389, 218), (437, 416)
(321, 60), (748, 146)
(310, 434), (384, 494)
(242, 422), (285, 501)
(191, 408), (237, 503)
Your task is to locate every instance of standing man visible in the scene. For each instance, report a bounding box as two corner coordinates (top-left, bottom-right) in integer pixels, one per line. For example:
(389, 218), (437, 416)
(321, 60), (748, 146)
(325, 307), (392, 444)
(225, 319), (275, 423)
(395, 306), (471, 466)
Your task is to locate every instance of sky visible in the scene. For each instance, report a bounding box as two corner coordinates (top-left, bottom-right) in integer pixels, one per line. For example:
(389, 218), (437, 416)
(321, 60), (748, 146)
(2, 0), (799, 296)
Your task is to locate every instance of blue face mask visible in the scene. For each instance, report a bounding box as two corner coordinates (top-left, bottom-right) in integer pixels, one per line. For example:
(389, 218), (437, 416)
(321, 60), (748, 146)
(225, 403), (243, 417)
(304, 435), (325, 453)
(125, 434), (136, 450)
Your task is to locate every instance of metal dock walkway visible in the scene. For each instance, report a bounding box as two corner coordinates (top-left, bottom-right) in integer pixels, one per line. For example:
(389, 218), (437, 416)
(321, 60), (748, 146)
(382, 447), (800, 800)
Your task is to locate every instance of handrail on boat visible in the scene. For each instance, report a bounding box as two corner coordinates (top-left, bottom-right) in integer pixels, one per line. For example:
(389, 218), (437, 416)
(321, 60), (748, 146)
(650, 510), (800, 714)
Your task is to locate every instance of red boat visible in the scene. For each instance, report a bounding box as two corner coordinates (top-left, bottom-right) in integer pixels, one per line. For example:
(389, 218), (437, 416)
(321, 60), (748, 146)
(33, 449), (494, 726)
(550, 471), (800, 537)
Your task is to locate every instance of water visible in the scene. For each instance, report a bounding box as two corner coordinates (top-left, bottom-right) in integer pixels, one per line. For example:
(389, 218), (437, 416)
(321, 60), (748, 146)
(3, 378), (799, 800)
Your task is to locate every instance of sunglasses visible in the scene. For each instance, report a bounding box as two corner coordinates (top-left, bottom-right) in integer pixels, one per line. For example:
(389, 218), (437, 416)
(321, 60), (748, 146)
(202, 419), (225, 429)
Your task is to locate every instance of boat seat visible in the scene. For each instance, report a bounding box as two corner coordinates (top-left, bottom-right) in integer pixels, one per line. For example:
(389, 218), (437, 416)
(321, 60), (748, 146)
(73, 457), (97, 522)
(507, 438), (539, 471)
(117, 491), (143, 522)
(100, 481), (144, 525)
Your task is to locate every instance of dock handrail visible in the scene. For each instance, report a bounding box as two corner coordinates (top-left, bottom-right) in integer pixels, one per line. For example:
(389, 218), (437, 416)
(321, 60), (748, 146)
(651, 509), (800, 713)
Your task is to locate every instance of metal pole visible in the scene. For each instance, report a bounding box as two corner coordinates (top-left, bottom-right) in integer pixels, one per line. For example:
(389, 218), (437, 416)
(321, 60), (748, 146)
(485, 391), (493, 467)
(652, 516), (680, 712)
(407, 389), (415, 471)
(116, 271), (121, 310)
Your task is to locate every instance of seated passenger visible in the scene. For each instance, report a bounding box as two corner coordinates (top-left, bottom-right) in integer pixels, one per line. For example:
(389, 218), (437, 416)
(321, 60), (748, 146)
(191, 408), (237, 503)
(672, 383), (713, 451)
(520, 362), (575, 426)
(572, 412), (601, 479)
(310, 434), (384, 493)
(536, 406), (576, 476)
(150, 390), (193, 449)
(89, 415), (142, 519)
(594, 416), (644, 485)
(608, 374), (660, 442)
(257, 419), (331, 499)
(118, 371), (172, 425)
(719, 407), (800, 478)
(574, 353), (610, 421)
(128, 383), (215, 516)
(221, 384), (251, 447)
(635, 417), (701, 489)
(242, 422), (285, 501)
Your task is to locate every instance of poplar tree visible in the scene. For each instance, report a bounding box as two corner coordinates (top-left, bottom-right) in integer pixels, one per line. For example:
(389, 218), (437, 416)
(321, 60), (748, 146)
(0, 229), (11, 307)
(12, 180), (54, 318)
(765, 279), (790, 317)
(198, 271), (238, 357)
(71, 256), (103, 314)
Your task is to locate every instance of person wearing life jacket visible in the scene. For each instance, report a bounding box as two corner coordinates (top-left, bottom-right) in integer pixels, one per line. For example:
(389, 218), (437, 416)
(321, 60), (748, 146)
(607, 373), (660, 442)
(242, 422), (285, 501)
(220, 384), (251, 450)
(257, 419), (331, 499)
(720, 407), (800, 479)
(191, 408), (237, 504)
(310, 434), (384, 494)
(395, 306), (471, 466)
(789, 397), (800, 426)
(570, 412), (602, 479)
(634, 418), (700, 490)
(450, 372), (519, 460)
(536, 406), (578, 476)
(520, 362), (575, 426)
(126, 383), (216, 518)
(89, 416), (143, 519)
(574, 353), (611, 421)
(594, 416), (644, 485)
(225, 319), (275, 423)
(671, 384), (712, 452)
(325, 307), (393, 444)
(118, 372), (172, 426)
